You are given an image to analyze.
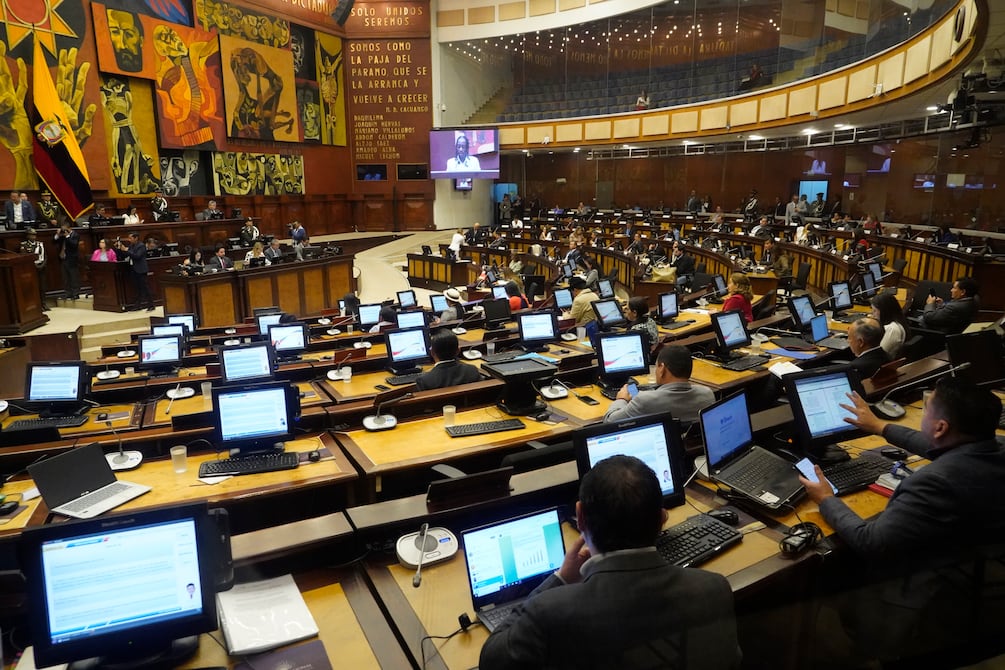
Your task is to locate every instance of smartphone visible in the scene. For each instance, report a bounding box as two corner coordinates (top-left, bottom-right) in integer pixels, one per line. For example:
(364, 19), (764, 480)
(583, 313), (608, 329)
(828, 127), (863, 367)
(795, 458), (838, 494)
(374, 384), (390, 391)
(577, 395), (600, 406)
(929, 288), (937, 297)
(626, 381), (639, 398)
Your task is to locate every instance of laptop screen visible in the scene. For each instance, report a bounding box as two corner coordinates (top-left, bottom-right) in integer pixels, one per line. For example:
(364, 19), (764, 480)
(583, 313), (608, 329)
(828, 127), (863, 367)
(578, 418), (682, 500)
(462, 508), (565, 602)
(700, 391), (753, 469)
(809, 314), (830, 343)
(492, 285), (509, 300)
(553, 288), (573, 310)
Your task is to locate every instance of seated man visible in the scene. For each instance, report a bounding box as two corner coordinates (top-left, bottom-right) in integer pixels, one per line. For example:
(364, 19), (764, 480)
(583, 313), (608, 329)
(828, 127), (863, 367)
(604, 345), (715, 424)
(846, 317), (890, 379)
(205, 245), (234, 271)
(480, 455), (741, 670)
(414, 330), (481, 391)
(760, 238), (791, 276)
(263, 238), (283, 262)
(801, 379), (1005, 665)
(568, 276), (598, 329)
(202, 199), (225, 220)
(919, 276), (978, 334)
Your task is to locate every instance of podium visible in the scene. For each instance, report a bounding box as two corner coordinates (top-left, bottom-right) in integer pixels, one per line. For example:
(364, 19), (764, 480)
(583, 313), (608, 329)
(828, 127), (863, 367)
(0, 253), (48, 334)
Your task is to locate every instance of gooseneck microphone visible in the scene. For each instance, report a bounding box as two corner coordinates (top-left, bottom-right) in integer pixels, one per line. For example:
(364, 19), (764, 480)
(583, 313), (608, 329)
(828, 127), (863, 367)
(363, 390), (413, 431)
(103, 420), (144, 471)
(412, 523), (433, 588)
(872, 361), (971, 420)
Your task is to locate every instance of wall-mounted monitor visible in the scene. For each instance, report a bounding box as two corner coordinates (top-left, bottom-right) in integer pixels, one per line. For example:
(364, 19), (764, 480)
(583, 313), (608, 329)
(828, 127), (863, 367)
(454, 178), (473, 191)
(356, 164), (387, 181)
(913, 174), (936, 190)
(429, 128), (500, 179)
(797, 179), (828, 202)
(397, 163), (428, 180)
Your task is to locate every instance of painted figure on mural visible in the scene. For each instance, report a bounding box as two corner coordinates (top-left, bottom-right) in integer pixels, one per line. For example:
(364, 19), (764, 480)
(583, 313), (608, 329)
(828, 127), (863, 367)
(153, 25), (220, 148)
(297, 87), (321, 141)
(106, 8), (143, 73)
(229, 47), (294, 140)
(160, 151), (202, 196)
(0, 44), (95, 189)
(318, 41), (343, 144)
(100, 77), (158, 194)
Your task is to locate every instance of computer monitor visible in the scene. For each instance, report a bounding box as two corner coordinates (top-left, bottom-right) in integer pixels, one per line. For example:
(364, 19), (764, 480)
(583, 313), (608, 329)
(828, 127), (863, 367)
(256, 312), (283, 336)
(481, 358), (557, 415)
(212, 381), (298, 456)
(658, 292), (678, 323)
(782, 367), (865, 457)
(595, 332), (648, 391)
(787, 294), (818, 330)
(385, 326), (431, 375)
(396, 310), (427, 330)
(357, 303), (383, 328)
(151, 324), (188, 342)
(166, 313), (197, 334)
(553, 287), (573, 310)
(866, 261), (883, 284)
(24, 361), (87, 416)
(710, 310), (751, 357)
(253, 306), (281, 318)
(481, 297), (512, 330)
(21, 502), (219, 670)
(491, 285), (509, 300)
(430, 294), (448, 313)
(573, 414), (686, 507)
(267, 322), (309, 361)
(597, 278), (615, 299)
(516, 311), (559, 352)
(828, 280), (853, 315)
(591, 299), (627, 331)
(860, 270), (877, 300)
(137, 335), (182, 376)
(562, 262), (574, 279)
(946, 330), (1005, 387)
(396, 289), (417, 309)
(485, 268), (499, 285)
(711, 274), (728, 301)
(218, 342), (275, 384)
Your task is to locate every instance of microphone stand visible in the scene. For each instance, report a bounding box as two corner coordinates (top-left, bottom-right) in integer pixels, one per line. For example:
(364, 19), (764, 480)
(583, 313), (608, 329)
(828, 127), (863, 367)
(412, 523), (430, 588)
(103, 420), (144, 471)
(363, 391), (413, 431)
(872, 362), (972, 420)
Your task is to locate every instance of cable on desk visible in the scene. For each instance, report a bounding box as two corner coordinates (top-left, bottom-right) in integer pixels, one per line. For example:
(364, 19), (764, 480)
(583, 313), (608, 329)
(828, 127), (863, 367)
(420, 617), (483, 670)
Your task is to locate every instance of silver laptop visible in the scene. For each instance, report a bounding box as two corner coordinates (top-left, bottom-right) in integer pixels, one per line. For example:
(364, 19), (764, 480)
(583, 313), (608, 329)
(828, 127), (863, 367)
(27, 443), (151, 519)
(461, 508), (566, 632)
(699, 390), (803, 510)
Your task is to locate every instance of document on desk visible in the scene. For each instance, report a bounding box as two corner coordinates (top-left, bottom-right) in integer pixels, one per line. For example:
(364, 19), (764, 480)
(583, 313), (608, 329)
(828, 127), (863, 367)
(217, 574), (319, 655)
(235, 639), (332, 670)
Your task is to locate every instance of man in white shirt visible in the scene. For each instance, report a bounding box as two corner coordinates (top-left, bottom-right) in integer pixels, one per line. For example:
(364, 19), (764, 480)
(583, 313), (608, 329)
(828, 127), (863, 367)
(445, 135), (481, 172)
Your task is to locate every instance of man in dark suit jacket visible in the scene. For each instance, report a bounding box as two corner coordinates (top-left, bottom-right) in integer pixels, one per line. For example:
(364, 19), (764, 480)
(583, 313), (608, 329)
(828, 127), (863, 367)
(414, 331), (481, 391)
(919, 277), (978, 334)
(5, 190), (34, 227)
(847, 317), (891, 379)
(118, 232), (153, 310)
(206, 245), (234, 271)
(480, 455), (741, 670)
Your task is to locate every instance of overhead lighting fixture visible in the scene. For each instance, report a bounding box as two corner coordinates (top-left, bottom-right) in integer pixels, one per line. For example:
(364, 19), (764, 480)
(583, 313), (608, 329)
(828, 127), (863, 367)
(573, 147), (580, 153)
(747, 134), (764, 141)
(682, 140), (697, 146)
(802, 128), (818, 135)
(926, 105), (939, 111)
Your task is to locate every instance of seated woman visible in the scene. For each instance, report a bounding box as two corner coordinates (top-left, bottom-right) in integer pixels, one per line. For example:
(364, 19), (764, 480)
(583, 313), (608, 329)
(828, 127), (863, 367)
(871, 291), (909, 357)
(180, 248), (205, 275)
(244, 241), (271, 267)
(722, 272), (754, 323)
(625, 296), (658, 361)
(504, 281), (529, 311)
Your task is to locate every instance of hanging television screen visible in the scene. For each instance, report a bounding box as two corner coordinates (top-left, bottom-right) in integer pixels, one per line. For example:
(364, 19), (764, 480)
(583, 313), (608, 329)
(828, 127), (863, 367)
(429, 128), (500, 179)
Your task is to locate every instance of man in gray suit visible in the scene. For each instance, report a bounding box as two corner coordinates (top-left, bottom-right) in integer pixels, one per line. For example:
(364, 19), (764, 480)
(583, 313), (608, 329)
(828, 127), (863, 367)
(919, 276), (978, 334)
(479, 455), (740, 670)
(604, 345), (715, 425)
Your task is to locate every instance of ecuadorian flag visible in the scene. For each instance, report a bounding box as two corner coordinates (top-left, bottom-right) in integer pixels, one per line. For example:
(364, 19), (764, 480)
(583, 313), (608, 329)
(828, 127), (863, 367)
(31, 38), (92, 219)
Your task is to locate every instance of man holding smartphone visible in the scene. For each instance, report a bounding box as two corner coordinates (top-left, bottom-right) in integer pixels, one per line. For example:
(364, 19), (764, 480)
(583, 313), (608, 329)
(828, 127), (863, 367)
(603, 345), (714, 424)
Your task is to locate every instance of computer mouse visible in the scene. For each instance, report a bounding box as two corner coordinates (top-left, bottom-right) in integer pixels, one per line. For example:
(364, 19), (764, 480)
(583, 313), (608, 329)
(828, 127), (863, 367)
(880, 446), (908, 460)
(706, 509), (739, 526)
(0, 501), (18, 515)
(96, 412), (108, 422)
(308, 450), (321, 462)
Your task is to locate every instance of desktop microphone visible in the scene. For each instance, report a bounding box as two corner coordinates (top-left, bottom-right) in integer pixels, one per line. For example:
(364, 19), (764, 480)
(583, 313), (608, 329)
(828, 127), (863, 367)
(756, 326), (802, 337)
(103, 421), (143, 471)
(412, 523), (431, 588)
(872, 361), (971, 420)
(327, 351), (356, 381)
(363, 390), (413, 431)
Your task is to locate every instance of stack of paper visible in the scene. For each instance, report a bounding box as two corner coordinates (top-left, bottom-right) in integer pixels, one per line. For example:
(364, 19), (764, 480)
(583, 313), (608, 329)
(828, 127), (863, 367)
(217, 574), (319, 655)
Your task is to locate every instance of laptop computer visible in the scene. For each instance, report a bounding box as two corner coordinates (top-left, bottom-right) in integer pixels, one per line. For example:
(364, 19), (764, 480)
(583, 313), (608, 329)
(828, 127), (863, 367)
(27, 443), (151, 519)
(461, 507), (566, 632)
(807, 314), (850, 351)
(699, 390), (803, 510)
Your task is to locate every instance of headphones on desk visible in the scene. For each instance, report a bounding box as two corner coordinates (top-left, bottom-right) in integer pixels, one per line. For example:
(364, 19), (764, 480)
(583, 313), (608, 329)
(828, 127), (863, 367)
(780, 522), (823, 556)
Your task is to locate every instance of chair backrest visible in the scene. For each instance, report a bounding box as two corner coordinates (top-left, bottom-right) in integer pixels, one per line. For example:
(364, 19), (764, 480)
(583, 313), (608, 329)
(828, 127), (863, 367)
(695, 261), (707, 274)
(793, 262), (811, 289)
(892, 257), (908, 273)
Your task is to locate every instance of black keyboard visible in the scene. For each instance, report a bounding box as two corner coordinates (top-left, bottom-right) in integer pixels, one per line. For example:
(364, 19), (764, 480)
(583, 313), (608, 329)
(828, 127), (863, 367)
(5, 415), (89, 431)
(656, 514), (743, 568)
(831, 312), (859, 323)
(385, 373), (421, 386)
(599, 385), (620, 400)
(722, 355), (768, 372)
(445, 418), (525, 438)
(816, 336), (850, 350)
(483, 350), (521, 363)
(728, 453), (795, 492)
(772, 336), (814, 350)
(662, 320), (691, 330)
(197, 452), (300, 478)
(821, 452), (892, 495)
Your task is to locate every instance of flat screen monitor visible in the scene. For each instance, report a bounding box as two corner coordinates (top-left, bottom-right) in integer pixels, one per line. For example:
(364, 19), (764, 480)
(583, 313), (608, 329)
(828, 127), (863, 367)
(481, 357), (557, 415)
(860, 270), (877, 299)
(828, 280), (853, 312)
(253, 306), (281, 317)
(396, 310), (427, 330)
(218, 342), (275, 384)
(356, 164), (386, 181)
(268, 323), (309, 358)
(658, 292), (678, 321)
(562, 263), (574, 279)
(397, 290), (417, 309)
(574, 415), (686, 506)
(913, 173), (936, 190)
(212, 381), (297, 455)
(787, 294), (817, 329)
(798, 179), (828, 201)
(25, 362), (86, 412)
(385, 326), (431, 374)
(946, 330), (1005, 387)
(485, 269), (498, 284)
(430, 294), (448, 313)
(137, 335), (182, 374)
(429, 128), (500, 179)
(481, 297), (511, 329)
(397, 163), (428, 180)
(866, 262), (883, 284)
(712, 274), (728, 296)
(516, 311), (559, 351)
(166, 313), (196, 333)
(357, 303), (383, 328)
(595, 332), (648, 388)
(711, 310), (751, 355)
(21, 502), (219, 670)
(491, 285), (508, 300)
(256, 312), (283, 336)
(553, 288), (573, 310)
(782, 367), (865, 454)
(151, 324), (187, 341)
(591, 299), (626, 329)
(597, 278), (615, 299)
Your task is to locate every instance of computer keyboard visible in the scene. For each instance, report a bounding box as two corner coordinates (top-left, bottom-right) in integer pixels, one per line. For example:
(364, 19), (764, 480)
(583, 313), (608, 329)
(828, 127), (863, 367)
(728, 453), (796, 492)
(5, 415), (89, 431)
(445, 418), (525, 438)
(831, 312), (859, 323)
(60, 482), (133, 514)
(478, 603), (520, 631)
(483, 350), (521, 364)
(385, 373), (421, 386)
(722, 355), (768, 372)
(656, 514), (743, 568)
(197, 452), (300, 478)
(821, 452), (893, 495)
(599, 385), (620, 400)
(817, 336), (850, 350)
(772, 336), (814, 350)
(662, 320), (691, 330)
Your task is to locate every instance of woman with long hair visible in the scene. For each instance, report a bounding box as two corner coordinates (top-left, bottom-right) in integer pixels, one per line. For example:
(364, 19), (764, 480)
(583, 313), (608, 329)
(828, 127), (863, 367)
(722, 272), (754, 323)
(870, 291), (909, 357)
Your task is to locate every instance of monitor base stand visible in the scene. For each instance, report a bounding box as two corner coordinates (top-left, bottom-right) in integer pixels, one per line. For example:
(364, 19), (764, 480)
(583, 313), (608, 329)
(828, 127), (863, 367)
(229, 442), (286, 459)
(810, 444), (852, 465)
(497, 399), (547, 416)
(69, 635), (199, 670)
